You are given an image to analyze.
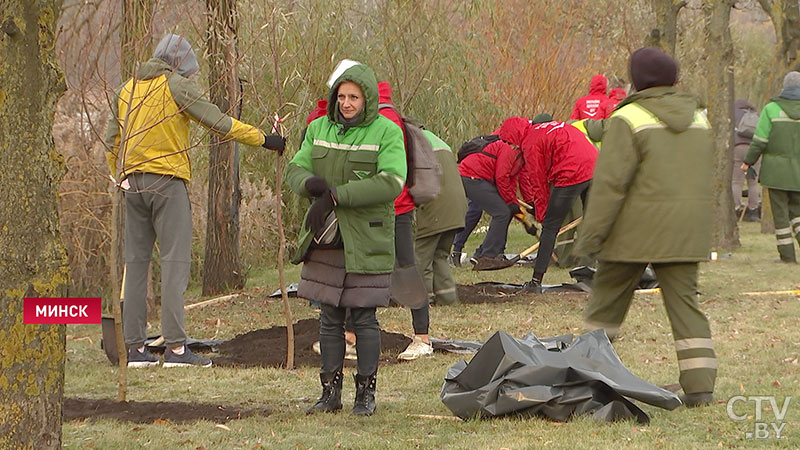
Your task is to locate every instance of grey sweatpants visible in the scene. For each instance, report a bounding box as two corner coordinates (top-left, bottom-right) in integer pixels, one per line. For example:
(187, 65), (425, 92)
(123, 173), (192, 348)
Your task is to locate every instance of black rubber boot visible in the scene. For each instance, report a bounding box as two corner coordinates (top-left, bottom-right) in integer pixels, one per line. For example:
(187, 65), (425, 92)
(306, 371), (343, 414)
(352, 372), (377, 416)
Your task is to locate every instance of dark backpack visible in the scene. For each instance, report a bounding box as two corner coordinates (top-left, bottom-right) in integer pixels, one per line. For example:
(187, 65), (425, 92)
(378, 103), (442, 205)
(457, 134), (501, 163)
(736, 109), (759, 138)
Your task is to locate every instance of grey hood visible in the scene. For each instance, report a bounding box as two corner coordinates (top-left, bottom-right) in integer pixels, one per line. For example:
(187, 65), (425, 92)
(153, 34), (199, 78)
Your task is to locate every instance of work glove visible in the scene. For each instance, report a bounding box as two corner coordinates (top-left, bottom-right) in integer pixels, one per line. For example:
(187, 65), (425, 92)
(304, 176), (329, 197)
(524, 222), (538, 237)
(508, 203), (521, 215)
(263, 134), (286, 155)
(745, 165), (758, 180)
(522, 200), (535, 218)
(307, 189), (336, 235)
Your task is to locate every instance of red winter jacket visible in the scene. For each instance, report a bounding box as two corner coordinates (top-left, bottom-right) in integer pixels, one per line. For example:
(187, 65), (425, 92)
(498, 117), (597, 222)
(570, 74), (609, 120)
(378, 81), (414, 215)
(458, 139), (525, 206)
(602, 88), (626, 117)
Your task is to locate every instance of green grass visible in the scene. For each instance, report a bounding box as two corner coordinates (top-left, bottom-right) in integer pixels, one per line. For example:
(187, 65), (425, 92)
(63, 222), (800, 449)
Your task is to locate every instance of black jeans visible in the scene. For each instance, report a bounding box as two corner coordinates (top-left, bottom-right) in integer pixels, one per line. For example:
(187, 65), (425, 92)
(320, 305), (379, 376)
(452, 199), (483, 253)
(533, 180), (591, 279)
(395, 211), (429, 335)
(459, 177), (512, 258)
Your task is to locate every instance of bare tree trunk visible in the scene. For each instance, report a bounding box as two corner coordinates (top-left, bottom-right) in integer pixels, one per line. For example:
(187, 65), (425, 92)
(110, 0), (155, 402)
(0, 1), (68, 448)
(203, 0), (245, 296)
(703, 0), (740, 251)
(646, 0), (686, 55)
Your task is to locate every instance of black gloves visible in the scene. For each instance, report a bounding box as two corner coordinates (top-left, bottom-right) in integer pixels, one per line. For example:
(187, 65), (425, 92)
(524, 222), (538, 237)
(263, 134), (286, 155)
(304, 176), (329, 197)
(307, 189), (336, 235)
(508, 203), (521, 215)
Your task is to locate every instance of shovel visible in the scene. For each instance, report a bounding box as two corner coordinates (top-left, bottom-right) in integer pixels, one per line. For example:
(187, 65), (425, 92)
(474, 217), (583, 271)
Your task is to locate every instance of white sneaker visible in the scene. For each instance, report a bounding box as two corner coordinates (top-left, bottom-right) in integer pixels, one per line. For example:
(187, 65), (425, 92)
(312, 340), (358, 360)
(397, 337), (433, 361)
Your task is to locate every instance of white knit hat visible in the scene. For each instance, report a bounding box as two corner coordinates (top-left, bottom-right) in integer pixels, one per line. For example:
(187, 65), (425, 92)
(326, 59), (362, 88)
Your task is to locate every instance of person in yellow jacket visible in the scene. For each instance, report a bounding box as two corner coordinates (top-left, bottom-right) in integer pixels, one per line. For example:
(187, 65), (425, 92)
(103, 34), (285, 368)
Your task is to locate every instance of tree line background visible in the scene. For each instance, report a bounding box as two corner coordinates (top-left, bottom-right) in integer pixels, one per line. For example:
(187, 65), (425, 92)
(5, 0), (800, 447)
(52, 0), (781, 300)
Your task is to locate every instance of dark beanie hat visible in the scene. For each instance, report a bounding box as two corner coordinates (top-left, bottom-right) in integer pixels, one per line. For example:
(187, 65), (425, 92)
(629, 47), (678, 91)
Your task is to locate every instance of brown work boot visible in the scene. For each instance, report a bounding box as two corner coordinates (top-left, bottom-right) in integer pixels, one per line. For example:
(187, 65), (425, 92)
(680, 392), (714, 408)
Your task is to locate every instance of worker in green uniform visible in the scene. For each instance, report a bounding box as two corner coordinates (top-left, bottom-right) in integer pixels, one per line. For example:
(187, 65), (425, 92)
(413, 130), (468, 306)
(742, 71), (800, 263)
(575, 47), (717, 408)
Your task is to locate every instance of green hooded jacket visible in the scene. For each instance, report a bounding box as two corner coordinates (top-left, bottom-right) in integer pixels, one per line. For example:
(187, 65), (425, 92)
(744, 97), (800, 191)
(574, 86), (713, 262)
(286, 64), (407, 273)
(415, 130), (467, 239)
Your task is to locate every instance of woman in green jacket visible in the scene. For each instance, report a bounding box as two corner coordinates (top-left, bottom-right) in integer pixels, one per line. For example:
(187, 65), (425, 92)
(287, 63), (406, 416)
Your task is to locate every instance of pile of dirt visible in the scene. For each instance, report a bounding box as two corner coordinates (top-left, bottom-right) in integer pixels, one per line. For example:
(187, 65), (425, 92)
(64, 398), (270, 424)
(212, 318), (412, 368)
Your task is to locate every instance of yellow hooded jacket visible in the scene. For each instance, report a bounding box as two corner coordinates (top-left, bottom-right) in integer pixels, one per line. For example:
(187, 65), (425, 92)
(104, 58), (264, 181)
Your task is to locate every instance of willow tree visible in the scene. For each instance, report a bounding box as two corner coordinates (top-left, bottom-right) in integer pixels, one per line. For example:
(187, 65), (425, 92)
(703, 0), (740, 250)
(0, 1), (69, 448)
(203, 0), (246, 295)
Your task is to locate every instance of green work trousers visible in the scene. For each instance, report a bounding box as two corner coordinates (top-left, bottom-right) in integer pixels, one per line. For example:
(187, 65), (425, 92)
(414, 230), (459, 305)
(584, 261), (716, 395)
(768, 188), (800, 263)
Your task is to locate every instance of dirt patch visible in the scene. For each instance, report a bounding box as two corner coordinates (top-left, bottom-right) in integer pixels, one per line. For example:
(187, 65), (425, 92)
(64, 397), (270, 424)
(456, 283), (523, 304)
(456, 284), (589, 305)
(212, 318), (412, 368)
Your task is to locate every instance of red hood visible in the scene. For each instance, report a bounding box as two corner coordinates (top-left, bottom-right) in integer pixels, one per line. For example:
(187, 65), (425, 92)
(608, 88), (626, 101)
(378, 81), (393, 104)
(589, 74), (608, 96)
(306, 99), (328, 125)
(497, 117), (530, 146)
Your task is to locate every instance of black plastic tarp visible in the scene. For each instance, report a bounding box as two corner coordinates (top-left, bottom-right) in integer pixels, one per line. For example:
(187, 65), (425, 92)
(441, 329), (681, 423)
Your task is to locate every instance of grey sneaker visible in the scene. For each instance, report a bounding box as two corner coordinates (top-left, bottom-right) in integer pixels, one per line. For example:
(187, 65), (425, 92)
(127, 346), (159, 368)
(163, 346), (212, 368)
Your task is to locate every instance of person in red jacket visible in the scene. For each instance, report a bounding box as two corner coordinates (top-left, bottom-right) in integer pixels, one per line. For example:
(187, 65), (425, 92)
(570, 74), (609, 120)
(603, 87), (627, 117)
(457, 135), (528, 270)
(377, 81), (433, 361)
(498, 117), (598, 292)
